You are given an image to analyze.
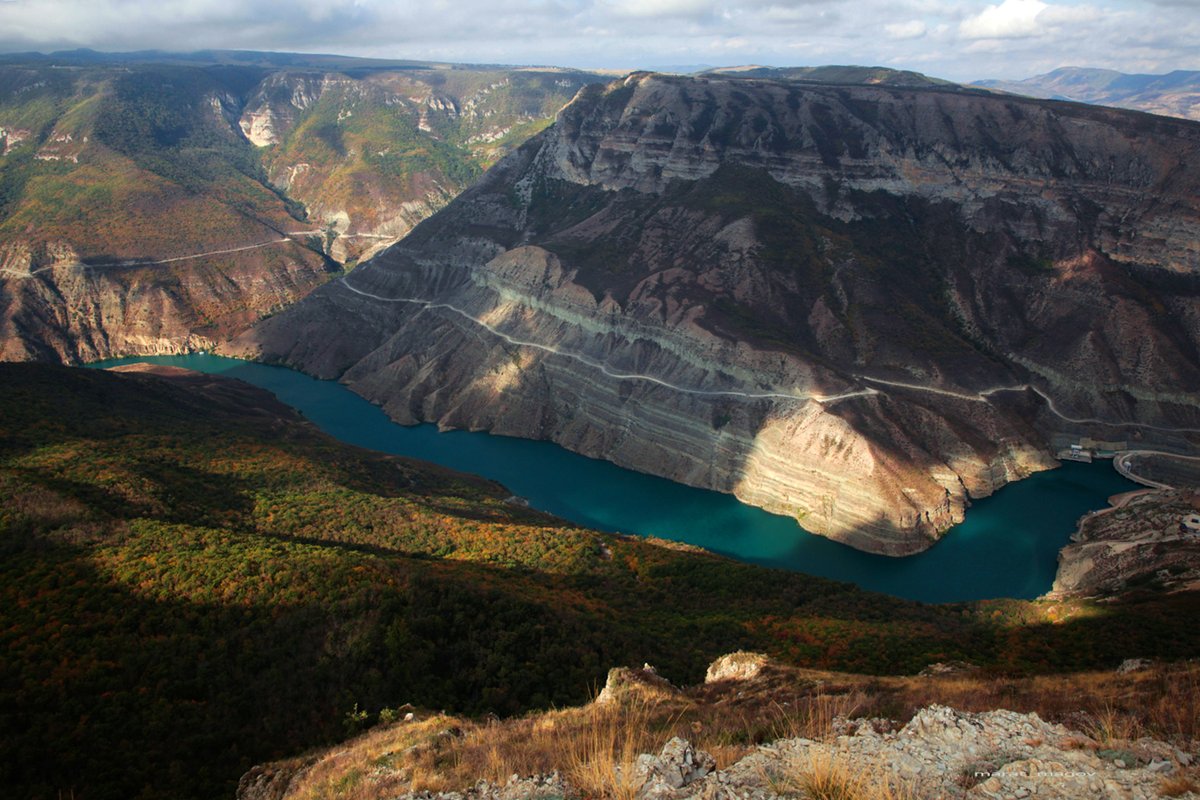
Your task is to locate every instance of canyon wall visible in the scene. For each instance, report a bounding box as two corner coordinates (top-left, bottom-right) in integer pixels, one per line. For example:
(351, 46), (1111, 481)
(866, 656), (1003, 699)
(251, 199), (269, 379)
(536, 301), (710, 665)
(236, 73), (1200, 553)
(0, 57), (601, 363)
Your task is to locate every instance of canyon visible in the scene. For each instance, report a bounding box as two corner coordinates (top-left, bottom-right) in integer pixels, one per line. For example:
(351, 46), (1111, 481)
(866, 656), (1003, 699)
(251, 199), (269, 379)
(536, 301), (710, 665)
(0, 52), (601, 362)
(238, 72), (1200, 555)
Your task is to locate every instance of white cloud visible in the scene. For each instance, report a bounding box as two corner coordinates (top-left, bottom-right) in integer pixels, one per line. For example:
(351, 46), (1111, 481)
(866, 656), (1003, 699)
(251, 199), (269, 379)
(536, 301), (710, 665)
(0, 0), (1195, 83)
(960, 0), (1047, 38)
(885, 20), (928, 38)
(602, 0), (716, 18)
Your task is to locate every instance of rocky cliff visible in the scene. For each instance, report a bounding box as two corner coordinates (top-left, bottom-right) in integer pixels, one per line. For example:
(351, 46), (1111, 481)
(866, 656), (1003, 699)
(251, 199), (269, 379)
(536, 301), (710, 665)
(0, 55), (602, 363)
(237, 73), (1200, 555)
(0, 61), (336, 362)
(242, 67), (602, 264)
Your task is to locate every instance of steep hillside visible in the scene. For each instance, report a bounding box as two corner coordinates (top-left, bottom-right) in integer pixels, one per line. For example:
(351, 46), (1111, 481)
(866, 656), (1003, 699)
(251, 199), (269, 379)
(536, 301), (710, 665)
(244, 67), (601, 264)
(237, 72), (1200, 555)
(237, 655), (1200, 800)
(0, 62), (335, 362)
(4, 364), (1200, 800)
(974, 67), (1200, 122)
(0, 53), (604, 363)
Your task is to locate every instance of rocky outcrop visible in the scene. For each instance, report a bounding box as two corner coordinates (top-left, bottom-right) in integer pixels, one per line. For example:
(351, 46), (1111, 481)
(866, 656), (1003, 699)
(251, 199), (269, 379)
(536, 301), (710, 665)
(704, 651), (770, 684)
(0, 236), (333, 363)
(1050, 489), (1200, 597)
(234, 651), (1200, 800)
(238, 72), (327, 147)
(375, 706), (1189, 800)
(595, 664), (678, 705)
(237, 72), (1200, 555)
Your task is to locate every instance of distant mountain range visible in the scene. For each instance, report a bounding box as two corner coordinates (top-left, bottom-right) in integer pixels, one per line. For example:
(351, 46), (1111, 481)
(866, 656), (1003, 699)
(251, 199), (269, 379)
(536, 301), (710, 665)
(974, 66), (1200, 121)
(704, 63), (1200, 122)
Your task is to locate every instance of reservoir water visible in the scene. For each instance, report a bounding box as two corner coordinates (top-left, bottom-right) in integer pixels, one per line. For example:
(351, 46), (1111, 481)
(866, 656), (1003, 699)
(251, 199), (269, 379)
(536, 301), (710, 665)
(94, 354), (1138, 603)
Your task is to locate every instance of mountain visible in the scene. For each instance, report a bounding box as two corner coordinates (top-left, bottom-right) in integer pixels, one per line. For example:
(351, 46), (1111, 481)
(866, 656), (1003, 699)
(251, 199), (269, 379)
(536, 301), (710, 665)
(244, 66), (601, 264)
(4, 363), (1199, 800)
(0, 52), (604, 363)
(706, 64), (957, 88)
(235, 72), (1200, 555)
(974, 67), (1200, 122)
(0, 61), (336, 362)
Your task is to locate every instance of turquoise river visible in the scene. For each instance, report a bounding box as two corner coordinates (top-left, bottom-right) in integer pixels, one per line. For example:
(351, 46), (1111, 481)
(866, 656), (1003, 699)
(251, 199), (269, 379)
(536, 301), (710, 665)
(95, 354), (1138, 603)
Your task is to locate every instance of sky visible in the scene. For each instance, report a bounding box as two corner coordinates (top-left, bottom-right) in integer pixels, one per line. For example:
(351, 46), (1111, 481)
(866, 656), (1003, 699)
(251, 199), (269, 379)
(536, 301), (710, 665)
(0, 0), (1196, 81)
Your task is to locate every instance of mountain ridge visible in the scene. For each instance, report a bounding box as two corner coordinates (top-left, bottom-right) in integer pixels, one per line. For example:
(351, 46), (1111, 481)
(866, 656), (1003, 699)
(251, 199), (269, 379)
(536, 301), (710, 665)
(0, 52), (606, 362)
(235, 71), (1200, 554)
(974, 66), (1200, 121)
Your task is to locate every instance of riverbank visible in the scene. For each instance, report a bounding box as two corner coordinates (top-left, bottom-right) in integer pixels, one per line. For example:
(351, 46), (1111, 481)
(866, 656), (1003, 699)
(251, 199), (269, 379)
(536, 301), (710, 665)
(1050, 488), (1200, 598)
(91, 355), (1140, 602)
(1116, 451), (1200, 490)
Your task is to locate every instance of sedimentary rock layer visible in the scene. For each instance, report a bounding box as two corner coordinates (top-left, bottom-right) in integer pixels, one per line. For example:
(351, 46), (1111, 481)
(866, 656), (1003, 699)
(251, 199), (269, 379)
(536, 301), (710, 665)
(1051, 489), (1200, 597)
(237, 73), (1200, 554)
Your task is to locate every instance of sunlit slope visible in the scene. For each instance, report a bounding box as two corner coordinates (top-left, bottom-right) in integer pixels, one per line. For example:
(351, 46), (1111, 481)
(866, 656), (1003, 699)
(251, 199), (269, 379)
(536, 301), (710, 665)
(0, 63), (333, 361)
(0, 54), (606, 363)
(249, 67), (600, 264)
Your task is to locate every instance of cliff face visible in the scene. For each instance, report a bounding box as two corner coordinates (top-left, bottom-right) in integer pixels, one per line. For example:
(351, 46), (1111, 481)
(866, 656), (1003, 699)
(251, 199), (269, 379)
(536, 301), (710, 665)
(0, 63), (337, 363)
(0, 57), (603, 364)
(0, 237), (333, 363)
(241, 68), (602, 264)
(237, 73), (1200, 555)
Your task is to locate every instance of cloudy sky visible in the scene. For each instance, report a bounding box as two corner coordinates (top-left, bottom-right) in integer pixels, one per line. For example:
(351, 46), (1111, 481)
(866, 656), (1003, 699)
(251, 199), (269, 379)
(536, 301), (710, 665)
(0, 0), (1196, 81)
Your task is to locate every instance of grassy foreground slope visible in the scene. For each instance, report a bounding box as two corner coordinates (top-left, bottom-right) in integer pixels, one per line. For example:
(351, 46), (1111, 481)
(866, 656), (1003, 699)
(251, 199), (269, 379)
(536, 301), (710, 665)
(1, 364), (1199, 800)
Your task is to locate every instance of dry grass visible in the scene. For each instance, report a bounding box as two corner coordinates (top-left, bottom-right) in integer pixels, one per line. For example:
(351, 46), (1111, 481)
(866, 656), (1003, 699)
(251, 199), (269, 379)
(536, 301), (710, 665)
(768, 749), (917, 800)
(273, 660), (1200, 800)
(866, 661), (1200, 744)
(1080, 704), (1144, 748)
(287, 715), (459, 800)
(1161, 772), (1200, 798)
(565, 699), (666, 800)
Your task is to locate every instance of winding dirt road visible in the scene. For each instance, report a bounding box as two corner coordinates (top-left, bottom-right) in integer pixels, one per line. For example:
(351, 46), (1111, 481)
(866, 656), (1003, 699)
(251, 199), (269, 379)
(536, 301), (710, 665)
(338, 275), (1200, 439)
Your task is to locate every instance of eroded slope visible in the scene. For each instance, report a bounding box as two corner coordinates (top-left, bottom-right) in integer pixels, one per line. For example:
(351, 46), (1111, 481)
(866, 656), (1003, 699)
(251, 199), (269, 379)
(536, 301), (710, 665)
(240, 73), (1200, 554)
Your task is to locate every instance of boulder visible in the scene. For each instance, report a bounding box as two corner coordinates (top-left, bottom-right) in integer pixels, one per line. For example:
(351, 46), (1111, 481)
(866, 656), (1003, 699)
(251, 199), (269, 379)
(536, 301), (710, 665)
(704, 652), (770, 684)
(595, 664), (677, 705)
(633, 738), (715, 799)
